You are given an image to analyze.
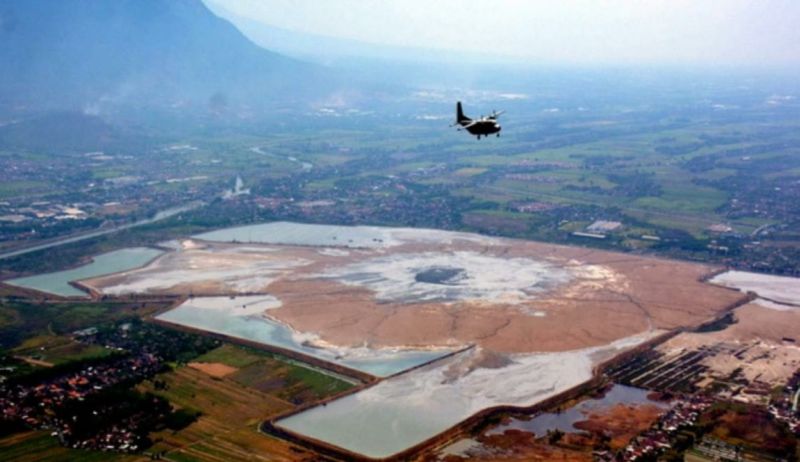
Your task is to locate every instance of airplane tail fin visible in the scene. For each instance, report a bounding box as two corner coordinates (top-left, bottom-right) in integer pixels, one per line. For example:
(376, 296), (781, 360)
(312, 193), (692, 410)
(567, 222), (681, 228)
(456, 101), (471, 124)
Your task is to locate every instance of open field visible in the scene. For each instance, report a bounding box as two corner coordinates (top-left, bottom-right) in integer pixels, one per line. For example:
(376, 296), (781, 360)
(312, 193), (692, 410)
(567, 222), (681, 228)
(0, 299), (167, 350)
(12, 334), (112, 366)
(138, 366), (304, 462)
(188, 361), (238, 378)
(0, 431), (140, 462)
(193, 344), (354, 402)
(127, 344), (353, 461)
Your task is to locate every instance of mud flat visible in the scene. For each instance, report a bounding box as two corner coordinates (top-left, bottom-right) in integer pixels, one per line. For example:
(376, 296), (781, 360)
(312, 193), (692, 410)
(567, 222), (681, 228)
(79, 241), (313, 295)
(85, 223), (743, 354)
(273, 332), (660, 459)
(263, 240), (742, 353)
(156, 296), (450, 377)
(4, 247), (163, 297)
(8, 225), (749, 340)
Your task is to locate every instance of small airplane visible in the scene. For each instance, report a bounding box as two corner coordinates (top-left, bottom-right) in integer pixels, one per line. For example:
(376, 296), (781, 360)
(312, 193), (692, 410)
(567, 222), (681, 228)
(452, 101), (503, 139)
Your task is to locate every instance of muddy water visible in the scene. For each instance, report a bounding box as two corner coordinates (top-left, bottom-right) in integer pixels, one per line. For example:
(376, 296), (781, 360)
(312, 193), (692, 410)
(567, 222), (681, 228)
(6, 247), (163, 297)
(193, 221), (396, 248)
(710, 270), (800, 307)
(156, 296), (448, 377)
(273, 333), (658, 459)
(488, 384), (669, 437)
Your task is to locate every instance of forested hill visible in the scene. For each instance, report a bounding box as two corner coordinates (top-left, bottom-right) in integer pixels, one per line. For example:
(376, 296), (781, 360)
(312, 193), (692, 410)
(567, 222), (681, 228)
(0, 0), (331, 112)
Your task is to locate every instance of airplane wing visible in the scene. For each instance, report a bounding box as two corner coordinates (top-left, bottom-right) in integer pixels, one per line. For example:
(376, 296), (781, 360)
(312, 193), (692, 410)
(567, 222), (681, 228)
(488, 110), (505, 120)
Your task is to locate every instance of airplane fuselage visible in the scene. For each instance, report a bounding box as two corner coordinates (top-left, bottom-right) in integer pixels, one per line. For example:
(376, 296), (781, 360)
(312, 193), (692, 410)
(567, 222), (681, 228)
(461, 120), (501, 137)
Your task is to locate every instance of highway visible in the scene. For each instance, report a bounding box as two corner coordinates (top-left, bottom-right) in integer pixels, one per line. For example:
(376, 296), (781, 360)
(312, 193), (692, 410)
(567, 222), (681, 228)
(0, 201), (204, 260)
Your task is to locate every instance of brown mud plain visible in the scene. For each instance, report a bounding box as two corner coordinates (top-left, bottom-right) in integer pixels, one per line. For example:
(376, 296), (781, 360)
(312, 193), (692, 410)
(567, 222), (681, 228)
(83, 232), (744, 355)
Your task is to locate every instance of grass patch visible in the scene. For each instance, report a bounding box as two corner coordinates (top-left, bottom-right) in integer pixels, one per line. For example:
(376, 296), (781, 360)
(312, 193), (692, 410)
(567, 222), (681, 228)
(193, 344), (262, 369)
(284, 365), (352, 397)
(453, 167), (487, 177)
(0, 180), (52, 199)
(194, 344), (353, 403)
(0, 300), (163, 350)
(12, 335), (112, 366)
(0, 431), (137, 462)
(141, 366), (302, 462)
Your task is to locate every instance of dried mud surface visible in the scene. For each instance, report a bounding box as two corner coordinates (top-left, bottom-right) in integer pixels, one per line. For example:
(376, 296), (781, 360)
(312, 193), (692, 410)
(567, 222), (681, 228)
(86, 232), (742, 354)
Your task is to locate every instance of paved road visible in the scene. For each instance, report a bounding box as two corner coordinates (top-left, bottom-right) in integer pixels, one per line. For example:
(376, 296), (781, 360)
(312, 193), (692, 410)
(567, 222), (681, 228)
(0, 201), (204, 260)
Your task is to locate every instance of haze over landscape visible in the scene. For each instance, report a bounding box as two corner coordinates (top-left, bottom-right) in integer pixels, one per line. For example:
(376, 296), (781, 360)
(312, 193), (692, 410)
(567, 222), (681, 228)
(212, 0), (800, 68)
(0, 1), (799, 461)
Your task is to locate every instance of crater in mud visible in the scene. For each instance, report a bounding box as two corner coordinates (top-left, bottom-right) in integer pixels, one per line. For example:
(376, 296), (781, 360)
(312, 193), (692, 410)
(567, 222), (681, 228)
(414, 267), (466, 285)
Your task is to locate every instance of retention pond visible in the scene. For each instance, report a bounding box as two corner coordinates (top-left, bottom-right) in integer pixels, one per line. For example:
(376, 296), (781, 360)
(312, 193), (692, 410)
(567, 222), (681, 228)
(156, 296), (449, 378)
(5, 247), (163, 297)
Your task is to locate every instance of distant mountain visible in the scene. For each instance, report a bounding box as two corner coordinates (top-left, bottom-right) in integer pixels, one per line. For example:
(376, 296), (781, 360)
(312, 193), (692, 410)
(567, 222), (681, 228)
(203, 0), (513, 69)
(0, 0), (330, 114)
(0, 112), (141, 153)
(202, 1), (529, 93)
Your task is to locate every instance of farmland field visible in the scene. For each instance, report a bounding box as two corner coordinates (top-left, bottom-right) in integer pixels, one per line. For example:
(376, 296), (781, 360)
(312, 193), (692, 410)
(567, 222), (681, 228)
(138, 344), (353, 462)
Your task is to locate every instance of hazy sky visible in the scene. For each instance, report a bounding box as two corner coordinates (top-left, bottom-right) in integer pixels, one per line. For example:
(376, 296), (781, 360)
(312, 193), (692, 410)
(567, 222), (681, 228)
(212, 0), (800, 69)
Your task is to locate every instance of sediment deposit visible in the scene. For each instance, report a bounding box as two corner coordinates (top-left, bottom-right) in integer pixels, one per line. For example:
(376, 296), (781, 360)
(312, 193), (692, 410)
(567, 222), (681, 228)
(85, 224), (742, 354)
